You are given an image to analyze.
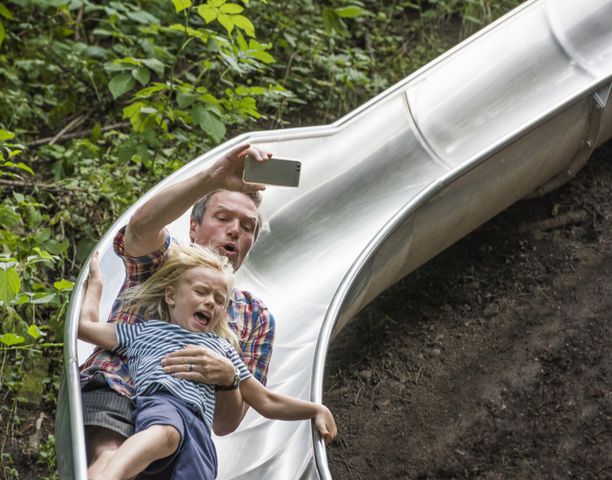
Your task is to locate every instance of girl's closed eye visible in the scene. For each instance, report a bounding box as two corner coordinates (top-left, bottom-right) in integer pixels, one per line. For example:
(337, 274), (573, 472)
(194, 286), (210, 296)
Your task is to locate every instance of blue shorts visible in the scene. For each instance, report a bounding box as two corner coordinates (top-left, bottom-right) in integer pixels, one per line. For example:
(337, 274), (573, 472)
(135, 392), (217, 480)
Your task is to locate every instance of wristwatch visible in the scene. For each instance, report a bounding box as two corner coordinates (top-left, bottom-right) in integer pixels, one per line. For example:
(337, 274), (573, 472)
(217, 368), (240, 391)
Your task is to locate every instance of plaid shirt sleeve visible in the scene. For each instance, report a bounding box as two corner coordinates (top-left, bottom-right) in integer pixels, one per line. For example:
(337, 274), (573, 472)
(108, 226), (172, 321)
(229, 291), (275, 386)
(79, 226), (172, 397)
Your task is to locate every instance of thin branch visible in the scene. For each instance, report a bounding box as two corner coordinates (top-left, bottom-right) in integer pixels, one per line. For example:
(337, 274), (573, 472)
(49, 113), (88, 146)
(517, 210), (587, 234)
(74, 5), (84, 42)
(29, 122), (130, 148)
(0, 343), (64, 352)
(0, 178), (85, 193)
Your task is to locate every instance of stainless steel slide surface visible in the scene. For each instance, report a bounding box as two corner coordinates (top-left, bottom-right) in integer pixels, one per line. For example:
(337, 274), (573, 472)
(56, 0), (612, 478)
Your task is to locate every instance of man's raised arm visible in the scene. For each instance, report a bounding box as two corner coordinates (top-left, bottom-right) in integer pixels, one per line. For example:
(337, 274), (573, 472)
(124, 144), (270, 257)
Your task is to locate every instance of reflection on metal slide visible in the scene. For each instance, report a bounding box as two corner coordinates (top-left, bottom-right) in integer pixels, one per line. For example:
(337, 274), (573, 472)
(56, 0), (612, 478)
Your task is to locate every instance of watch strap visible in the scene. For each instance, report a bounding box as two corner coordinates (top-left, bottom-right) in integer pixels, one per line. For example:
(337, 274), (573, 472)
(217, 369), (240, 391)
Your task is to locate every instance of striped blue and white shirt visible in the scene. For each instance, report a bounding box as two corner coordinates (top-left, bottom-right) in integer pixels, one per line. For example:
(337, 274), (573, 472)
(115, 320), (251, 431)
(80, 228), (275, 399)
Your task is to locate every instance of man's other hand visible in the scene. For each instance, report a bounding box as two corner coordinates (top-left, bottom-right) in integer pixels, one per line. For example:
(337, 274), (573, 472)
(161, 345), (235, 386)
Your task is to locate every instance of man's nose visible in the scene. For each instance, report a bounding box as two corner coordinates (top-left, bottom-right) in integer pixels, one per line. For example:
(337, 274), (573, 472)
(226, 218), (239, 237)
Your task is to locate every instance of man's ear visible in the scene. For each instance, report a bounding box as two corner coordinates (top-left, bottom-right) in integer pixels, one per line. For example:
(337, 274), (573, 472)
(164, 286), (176, 306)
(189, 218), (198, 243)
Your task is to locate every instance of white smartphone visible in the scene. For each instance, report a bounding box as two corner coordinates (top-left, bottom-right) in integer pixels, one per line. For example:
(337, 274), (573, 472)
(243, 156), (301, 187)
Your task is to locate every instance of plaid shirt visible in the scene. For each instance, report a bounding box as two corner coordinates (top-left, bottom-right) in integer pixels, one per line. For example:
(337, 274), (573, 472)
(79, 226), (275, 398)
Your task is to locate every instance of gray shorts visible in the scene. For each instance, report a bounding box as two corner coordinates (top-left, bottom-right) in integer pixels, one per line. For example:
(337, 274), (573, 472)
(81, 377), (135, 438)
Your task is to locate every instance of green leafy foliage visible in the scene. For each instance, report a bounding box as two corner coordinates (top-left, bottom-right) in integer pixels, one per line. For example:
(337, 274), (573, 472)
(0, 2), (12, 47)
(172, 0), (192, 14)
(0, 0), (523, 476)
(1, 133), (72, 347)
(0, 265), (20, 304)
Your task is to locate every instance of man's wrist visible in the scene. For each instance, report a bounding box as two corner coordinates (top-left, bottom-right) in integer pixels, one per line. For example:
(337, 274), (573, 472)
(217, 368), (240, 391)
(196, 168), (221, 193)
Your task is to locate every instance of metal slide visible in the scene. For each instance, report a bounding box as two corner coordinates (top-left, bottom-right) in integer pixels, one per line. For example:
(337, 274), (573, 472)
(56, 0), (612, 478)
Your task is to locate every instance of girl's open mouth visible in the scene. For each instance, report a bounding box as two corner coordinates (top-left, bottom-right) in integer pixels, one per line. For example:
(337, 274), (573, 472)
(194, 310), (211, 327)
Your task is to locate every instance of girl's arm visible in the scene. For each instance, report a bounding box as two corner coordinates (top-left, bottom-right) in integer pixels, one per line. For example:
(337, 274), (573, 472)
(239, 377), (337, 443)
(78, 252), (118, 350)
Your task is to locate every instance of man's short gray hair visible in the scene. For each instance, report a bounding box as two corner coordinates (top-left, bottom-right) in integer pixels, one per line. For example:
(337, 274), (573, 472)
(190, 190), (263, 240)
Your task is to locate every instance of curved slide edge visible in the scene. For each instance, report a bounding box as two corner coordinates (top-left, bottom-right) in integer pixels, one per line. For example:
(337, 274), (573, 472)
(312, 0), (612, 476)
(56, 0), (612, 478)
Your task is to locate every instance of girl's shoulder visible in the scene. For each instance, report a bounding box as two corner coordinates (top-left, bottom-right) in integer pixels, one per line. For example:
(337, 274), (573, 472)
(126, 319), (183, 335)
(141, 319), (171, 329)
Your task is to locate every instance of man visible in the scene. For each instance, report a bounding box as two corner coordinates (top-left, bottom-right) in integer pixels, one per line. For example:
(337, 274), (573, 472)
(79, 144), (275, 470)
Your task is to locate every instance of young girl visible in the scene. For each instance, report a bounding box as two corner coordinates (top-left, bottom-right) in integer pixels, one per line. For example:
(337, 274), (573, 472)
(79, 245), (336, 480)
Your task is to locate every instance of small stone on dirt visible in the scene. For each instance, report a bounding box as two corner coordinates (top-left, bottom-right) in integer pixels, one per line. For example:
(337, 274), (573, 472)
(483, 303), (499, 317)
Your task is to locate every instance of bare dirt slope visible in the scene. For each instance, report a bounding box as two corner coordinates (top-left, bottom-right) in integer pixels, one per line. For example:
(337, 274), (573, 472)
(325, 142), (612, 480)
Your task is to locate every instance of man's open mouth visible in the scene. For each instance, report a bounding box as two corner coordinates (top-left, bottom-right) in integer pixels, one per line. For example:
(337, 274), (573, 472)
(222, 243), (237, 255)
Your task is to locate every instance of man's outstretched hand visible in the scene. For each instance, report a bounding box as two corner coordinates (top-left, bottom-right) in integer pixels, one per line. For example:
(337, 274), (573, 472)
(208, 144), (272, 193)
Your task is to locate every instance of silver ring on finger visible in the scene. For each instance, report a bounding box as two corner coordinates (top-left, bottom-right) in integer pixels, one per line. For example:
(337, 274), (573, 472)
(188, 363), (193, 372)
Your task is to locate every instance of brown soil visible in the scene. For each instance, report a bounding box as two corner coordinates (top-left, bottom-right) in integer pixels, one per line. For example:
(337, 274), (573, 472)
(325, 141), (612, 480)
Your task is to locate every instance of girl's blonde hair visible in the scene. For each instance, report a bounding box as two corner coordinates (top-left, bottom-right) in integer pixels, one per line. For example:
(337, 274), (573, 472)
(123, 243), (239, 350)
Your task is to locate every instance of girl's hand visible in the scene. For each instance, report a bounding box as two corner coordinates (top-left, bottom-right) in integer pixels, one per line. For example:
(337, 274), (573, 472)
(79, 251), (116, 349)
(314, 405), (337, 444)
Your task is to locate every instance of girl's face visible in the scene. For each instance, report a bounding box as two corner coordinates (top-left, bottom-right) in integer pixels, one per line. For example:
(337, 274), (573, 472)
(164, 266), (230, 333)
